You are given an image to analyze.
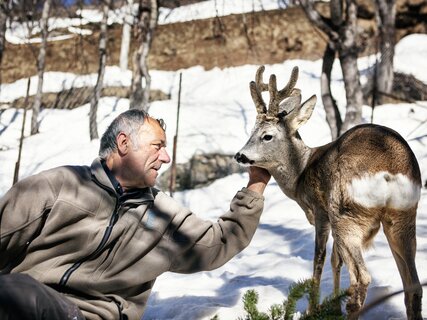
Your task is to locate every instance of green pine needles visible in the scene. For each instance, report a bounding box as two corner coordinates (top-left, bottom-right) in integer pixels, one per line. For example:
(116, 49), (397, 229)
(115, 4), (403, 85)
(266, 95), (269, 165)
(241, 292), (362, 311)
(210, 279), (349, 320)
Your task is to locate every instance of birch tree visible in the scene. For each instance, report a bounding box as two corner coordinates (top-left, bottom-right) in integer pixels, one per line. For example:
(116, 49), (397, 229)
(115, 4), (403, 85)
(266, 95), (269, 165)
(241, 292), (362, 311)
(31, 0), (52, 135)
(129, 0), (158, 111)
(120, 0), (134, 71)
(300, 0), (364, 138)
(89, 0), (111, 140)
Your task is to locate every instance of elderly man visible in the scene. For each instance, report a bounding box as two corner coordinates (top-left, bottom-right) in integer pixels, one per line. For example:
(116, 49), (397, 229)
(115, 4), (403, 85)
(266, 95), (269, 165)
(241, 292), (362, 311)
(0, 109), (270, 320)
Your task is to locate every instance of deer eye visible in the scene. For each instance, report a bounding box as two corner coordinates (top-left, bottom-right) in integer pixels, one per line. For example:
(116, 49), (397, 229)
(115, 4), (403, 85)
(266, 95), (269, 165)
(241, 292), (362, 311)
(262, 134), (273, 141)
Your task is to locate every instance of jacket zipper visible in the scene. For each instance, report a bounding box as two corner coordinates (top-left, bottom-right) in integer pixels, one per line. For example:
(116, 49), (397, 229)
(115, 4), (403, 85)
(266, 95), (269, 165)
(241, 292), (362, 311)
(59, 201), (120, 286)
(114, 300), (124, 320)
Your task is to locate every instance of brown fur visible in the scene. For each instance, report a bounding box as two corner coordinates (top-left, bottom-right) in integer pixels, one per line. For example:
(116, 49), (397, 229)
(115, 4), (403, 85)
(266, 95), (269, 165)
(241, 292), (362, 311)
(236, 67), (423, 319)
(296, 125), (423, 320)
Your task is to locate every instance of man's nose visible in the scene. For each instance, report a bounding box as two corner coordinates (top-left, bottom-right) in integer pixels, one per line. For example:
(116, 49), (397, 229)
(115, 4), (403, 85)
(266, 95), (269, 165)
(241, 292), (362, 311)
(159, 147), (171, 163)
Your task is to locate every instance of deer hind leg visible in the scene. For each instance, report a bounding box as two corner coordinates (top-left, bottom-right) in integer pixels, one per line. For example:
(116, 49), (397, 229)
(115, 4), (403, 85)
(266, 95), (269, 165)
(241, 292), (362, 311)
(382, 208), (422, 320)
(333, 228), (371, 319)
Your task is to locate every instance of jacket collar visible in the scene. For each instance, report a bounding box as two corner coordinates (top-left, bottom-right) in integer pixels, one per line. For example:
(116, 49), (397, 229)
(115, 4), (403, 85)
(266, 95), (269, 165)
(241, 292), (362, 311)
(91, 157), (115, 192)
(119, 189), (154, 205)
(100, 158), (123, 195)
(90, 157), (154, 204)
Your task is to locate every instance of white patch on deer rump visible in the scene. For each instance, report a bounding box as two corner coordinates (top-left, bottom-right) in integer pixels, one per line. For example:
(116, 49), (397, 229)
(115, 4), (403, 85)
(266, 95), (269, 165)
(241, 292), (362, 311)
(347, 172), (421, 210)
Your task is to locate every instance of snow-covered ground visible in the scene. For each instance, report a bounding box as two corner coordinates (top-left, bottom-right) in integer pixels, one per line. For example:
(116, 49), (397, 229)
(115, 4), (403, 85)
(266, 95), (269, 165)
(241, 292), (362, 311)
(1, 2), (427, 319)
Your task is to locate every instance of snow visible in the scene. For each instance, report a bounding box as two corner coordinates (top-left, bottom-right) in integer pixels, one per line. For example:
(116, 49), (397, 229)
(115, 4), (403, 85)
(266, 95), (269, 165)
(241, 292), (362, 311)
(1, 2), (427, 319)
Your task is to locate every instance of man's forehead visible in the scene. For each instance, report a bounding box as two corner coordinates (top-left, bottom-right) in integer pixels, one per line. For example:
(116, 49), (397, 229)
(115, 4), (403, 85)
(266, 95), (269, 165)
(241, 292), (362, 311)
(144, 116), (165, 129)
(139, 117), (167, 139)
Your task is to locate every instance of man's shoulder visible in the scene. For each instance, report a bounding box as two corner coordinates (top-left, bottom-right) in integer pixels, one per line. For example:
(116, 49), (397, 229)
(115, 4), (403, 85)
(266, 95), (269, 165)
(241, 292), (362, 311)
(31, 164), (93, 192)
(41, 164), (91, 179)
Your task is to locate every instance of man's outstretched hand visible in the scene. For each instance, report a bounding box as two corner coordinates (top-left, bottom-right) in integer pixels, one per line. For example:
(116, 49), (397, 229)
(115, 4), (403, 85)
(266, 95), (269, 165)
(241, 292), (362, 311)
(247, 166), (271, 195)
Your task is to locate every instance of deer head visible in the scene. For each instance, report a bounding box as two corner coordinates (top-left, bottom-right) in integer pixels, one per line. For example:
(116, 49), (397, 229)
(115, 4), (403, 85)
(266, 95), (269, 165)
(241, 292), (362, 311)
(235, 65), (317, 170)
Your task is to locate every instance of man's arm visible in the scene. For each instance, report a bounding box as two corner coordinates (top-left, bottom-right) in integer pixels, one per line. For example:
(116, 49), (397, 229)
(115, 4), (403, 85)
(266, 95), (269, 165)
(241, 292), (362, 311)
(246, 166), (271, 195)
(162, 167), (271, 273)
(0, 173), (55, 271)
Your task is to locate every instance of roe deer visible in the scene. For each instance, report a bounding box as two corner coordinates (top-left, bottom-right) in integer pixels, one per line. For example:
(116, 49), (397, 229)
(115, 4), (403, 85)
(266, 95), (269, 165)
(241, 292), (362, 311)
(235, 65), (423, 319)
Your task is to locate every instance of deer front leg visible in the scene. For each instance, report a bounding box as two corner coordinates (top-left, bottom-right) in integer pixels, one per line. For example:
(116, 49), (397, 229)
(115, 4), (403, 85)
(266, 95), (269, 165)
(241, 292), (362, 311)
(310, 215), (331, 312)
(329, 241), (344, 314)
(331, 241), (343, 295)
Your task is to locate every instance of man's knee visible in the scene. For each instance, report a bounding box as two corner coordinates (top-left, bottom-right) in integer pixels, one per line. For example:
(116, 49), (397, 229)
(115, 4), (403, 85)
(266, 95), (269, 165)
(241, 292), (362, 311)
(0, 273), (38, 298)
(0, 273), (85, 320)
(0, 273), (39, 319)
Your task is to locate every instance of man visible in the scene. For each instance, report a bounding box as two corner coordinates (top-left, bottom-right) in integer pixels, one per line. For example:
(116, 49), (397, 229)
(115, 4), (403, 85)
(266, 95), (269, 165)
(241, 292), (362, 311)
(0, 109), (271, 320)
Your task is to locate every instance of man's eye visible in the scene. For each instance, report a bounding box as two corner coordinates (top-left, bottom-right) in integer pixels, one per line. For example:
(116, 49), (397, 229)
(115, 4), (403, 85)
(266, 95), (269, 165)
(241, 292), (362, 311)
(263, 135), (273, 141)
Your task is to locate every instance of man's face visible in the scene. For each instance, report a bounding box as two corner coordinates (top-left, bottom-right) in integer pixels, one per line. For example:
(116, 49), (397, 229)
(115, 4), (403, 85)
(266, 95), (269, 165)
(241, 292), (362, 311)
(122, 117), (170, 189)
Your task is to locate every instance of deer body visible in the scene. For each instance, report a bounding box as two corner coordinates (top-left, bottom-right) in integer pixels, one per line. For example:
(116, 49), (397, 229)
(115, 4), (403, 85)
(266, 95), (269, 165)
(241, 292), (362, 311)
(235, 66), (423, 319)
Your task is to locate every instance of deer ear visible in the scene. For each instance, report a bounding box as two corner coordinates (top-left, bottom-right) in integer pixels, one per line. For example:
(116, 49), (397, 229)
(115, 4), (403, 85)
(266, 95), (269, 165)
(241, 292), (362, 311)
(286, 95), (317, 131)
(278, 94), (302, 117)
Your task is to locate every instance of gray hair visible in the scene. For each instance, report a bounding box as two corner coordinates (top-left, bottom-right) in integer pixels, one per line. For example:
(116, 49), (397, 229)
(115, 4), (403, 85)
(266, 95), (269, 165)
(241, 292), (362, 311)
(99, 109), (149, 159)
(99, 109), (167, 158)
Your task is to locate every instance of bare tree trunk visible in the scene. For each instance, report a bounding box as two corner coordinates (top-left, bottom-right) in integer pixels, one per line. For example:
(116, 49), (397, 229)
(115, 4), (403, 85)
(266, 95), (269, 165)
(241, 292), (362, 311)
(31, 0), (51, 135)
(129, 0), (158, 111)
(0, 5), (7, 91)
(339, 49), (364, 132)
(140, 0), (157, 108)
(339, 0), (364, 133)
(89, 0), (110, 140)
(375, 0), (396, 104)
(300, 0), (364, 136)
(321, 43), (341, 140)
(120, 0), (134, 71)
(0, 3), (8, 73)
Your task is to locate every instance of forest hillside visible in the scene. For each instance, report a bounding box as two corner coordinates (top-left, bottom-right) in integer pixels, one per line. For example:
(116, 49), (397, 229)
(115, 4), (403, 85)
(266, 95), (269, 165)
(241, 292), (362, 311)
(1, 0), (426, 84)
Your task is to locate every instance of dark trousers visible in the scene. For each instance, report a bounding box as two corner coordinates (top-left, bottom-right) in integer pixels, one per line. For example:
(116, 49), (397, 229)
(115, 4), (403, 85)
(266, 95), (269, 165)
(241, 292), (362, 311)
(0, 273), (85, 320)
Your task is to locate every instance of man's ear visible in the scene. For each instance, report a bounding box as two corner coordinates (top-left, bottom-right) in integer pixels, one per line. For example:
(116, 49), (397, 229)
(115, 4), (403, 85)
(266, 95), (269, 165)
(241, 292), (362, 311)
(116, 132), (130, 155)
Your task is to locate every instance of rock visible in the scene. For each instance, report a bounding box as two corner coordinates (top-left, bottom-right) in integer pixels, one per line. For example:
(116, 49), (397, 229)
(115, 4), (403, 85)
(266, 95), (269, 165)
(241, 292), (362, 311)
(158, 153), (246, 191)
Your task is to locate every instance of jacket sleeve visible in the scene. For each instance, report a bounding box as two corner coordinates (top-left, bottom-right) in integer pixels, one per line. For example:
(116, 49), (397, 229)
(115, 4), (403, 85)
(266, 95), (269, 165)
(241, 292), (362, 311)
(0, 172), (56, 271)
(159, 187), (265, 273)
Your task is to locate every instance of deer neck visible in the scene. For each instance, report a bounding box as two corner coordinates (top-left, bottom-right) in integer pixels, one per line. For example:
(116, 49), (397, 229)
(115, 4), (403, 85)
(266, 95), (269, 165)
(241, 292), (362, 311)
(270, 136), (313, 200)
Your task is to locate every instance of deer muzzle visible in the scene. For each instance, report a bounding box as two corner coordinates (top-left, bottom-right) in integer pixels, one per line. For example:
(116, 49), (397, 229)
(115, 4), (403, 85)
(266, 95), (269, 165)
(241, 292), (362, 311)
(234, 152), (255, 165)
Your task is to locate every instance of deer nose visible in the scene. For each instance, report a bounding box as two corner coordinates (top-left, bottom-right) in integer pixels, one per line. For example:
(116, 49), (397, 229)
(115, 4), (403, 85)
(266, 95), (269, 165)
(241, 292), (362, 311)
(234, 152), (254, 165)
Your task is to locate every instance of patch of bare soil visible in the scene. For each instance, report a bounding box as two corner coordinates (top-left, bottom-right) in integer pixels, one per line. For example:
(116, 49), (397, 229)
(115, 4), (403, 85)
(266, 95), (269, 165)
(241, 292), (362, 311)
(2, 87), (169, 110)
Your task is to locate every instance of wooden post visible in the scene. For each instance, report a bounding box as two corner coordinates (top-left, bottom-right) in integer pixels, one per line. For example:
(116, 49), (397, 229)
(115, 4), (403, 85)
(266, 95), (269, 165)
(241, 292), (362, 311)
(13, 77), (31, 185)
(169, 72), (182, 197)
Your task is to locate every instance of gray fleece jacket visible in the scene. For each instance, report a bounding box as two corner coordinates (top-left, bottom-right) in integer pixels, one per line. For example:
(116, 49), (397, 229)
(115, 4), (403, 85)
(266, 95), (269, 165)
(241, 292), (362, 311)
(0, 158), (265, 320)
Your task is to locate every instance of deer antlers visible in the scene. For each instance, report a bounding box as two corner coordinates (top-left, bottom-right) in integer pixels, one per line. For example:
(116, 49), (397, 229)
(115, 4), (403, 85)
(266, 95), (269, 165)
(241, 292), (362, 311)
(250, 65), (301, 117)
